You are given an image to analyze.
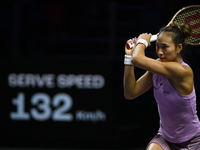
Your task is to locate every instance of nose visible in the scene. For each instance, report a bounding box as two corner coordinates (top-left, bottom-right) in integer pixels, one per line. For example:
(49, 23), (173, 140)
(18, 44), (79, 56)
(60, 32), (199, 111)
(157, 48), (163, 56)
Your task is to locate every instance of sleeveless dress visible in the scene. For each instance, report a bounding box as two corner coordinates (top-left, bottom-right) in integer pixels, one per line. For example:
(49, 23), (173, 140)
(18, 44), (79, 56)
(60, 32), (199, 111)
(153, 60), (200, 143)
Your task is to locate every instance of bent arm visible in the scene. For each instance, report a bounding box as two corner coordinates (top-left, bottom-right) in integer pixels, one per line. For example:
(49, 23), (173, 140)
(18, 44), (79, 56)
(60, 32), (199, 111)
(132, 44), (191, 81)
(123, 36), (153, 100)
(131, 34), (193, 95)
(123, 65), (153, 100)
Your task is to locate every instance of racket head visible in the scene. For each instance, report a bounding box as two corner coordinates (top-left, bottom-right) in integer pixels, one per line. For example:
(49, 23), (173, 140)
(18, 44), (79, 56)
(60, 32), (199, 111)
(171, 5), (200, 46)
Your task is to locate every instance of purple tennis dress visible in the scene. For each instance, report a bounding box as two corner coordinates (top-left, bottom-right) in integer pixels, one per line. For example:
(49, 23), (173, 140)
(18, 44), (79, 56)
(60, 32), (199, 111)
(153, 60), (200, 144)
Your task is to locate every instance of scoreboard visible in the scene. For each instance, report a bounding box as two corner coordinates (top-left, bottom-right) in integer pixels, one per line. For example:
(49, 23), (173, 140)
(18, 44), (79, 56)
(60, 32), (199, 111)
(0, 58), (114, 148)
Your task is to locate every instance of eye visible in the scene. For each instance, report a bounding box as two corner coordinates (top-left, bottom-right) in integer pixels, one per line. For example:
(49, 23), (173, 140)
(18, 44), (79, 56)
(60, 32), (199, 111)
(162, 45), (168, 49)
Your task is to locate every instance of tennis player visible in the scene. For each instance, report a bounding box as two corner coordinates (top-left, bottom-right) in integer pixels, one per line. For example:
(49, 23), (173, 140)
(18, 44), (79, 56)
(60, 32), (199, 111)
(123, 23), (200, 150)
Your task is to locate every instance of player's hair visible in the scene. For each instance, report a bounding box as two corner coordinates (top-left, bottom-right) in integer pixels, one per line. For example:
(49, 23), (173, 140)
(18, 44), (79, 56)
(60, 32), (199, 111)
(159, 22), (192, 58)
(159, 22), (192, 47)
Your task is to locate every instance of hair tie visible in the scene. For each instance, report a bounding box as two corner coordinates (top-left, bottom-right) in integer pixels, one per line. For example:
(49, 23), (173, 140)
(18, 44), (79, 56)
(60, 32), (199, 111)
(178, 26), (184, 37)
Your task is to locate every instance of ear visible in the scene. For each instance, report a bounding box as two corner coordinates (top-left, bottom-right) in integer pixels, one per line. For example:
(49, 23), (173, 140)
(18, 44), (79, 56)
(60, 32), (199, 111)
(176, 43), (183, 53)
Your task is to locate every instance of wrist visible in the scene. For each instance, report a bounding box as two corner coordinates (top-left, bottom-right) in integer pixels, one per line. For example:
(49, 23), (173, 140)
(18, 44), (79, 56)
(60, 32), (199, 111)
(136, 39), (148, 48)
(124, 55), (133, 65)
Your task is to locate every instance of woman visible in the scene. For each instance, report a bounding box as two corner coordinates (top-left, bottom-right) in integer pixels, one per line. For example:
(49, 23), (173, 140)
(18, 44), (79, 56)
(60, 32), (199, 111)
(123, 23), (200, 150)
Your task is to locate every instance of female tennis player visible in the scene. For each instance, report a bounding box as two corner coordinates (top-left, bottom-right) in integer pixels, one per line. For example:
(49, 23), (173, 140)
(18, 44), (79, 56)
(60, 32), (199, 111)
(123, 23), (200, 150)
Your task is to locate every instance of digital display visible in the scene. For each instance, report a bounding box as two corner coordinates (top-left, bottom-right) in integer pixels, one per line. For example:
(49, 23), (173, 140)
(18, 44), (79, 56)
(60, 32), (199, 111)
(0, 58), (114, 148)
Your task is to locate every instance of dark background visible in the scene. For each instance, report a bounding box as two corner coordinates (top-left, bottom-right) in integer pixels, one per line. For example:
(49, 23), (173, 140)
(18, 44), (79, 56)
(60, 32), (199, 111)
(0, 0), (200, 149)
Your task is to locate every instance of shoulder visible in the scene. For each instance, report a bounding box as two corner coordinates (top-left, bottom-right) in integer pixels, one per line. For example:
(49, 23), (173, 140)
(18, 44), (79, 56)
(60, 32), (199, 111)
(180, 61), (193, 72)
(170, 62), (194, 95)
(152, 59), (193, 81)
(180, 61), (193, 78)
(182, 64), (193, 81)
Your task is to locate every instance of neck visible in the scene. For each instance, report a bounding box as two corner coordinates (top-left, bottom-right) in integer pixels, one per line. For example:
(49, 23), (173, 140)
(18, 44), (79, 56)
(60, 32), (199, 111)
(175, 54), (182, 63)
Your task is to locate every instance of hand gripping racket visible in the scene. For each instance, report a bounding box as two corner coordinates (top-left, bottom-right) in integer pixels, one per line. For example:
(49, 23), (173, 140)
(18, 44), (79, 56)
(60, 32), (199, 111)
(126, 5), (200, 49)
(126, 35), (157, 49)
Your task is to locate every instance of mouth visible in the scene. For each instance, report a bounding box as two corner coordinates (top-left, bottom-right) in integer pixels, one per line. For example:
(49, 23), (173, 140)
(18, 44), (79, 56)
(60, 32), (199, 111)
(160, 58), (165, 61)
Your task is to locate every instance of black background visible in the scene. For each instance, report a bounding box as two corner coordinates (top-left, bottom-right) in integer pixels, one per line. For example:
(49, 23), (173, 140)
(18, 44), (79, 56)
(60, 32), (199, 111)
(0, 0), (200, 149)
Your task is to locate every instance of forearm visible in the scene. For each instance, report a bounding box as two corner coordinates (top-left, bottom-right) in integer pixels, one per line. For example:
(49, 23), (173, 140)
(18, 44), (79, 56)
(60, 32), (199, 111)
(123, 34), (153, 100)
(131, 42), (148, 68)
(123, 36), (148, 99)
(123, 65), (136, 100)
(131, 34), (151, 66)
(132, 43), (146, 59)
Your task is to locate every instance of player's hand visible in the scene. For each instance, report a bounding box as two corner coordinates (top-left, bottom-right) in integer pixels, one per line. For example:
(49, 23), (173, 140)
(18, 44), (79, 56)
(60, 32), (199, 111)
(125, 37), (138, 55)
(138, 33), (152, 47)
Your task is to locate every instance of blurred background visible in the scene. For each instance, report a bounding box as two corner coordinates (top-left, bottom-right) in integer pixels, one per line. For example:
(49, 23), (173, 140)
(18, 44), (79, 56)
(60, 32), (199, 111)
(0, 0), (199, 150)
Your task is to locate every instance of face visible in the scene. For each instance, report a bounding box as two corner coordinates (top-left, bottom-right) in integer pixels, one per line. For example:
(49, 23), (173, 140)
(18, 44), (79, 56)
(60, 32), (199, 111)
(156, 32), (181, 62)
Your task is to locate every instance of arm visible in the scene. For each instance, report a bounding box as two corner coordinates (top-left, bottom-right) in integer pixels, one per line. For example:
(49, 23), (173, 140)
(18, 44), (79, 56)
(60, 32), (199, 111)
(132, 55), (190, 80)
(123, 38), (153, 100)
(124, 68), (153, 100)
(131, 33), (193, 95)
(131, 34), (191, 81)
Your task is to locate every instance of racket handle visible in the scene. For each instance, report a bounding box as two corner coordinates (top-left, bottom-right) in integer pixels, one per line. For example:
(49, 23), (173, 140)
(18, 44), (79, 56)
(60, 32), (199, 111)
(150, 35), (158, 42)
(126, 34), (157, 49)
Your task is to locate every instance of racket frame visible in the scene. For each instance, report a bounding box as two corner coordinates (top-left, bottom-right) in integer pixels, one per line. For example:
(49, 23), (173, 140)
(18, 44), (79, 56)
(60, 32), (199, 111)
(126, 5), (200, 48)
(167, 5), (200, 46)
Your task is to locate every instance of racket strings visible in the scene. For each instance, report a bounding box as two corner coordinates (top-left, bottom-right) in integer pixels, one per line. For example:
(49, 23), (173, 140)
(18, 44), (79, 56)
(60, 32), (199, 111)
(173, 7), (200, 44)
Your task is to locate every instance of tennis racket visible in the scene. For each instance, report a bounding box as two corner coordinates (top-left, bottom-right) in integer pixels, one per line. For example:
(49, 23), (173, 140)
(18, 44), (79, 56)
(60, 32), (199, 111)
(126, 5), (200, 49)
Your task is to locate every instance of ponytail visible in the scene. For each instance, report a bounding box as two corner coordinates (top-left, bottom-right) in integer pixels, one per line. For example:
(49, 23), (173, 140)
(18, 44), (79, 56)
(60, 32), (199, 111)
(159, 22), (192, 47)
